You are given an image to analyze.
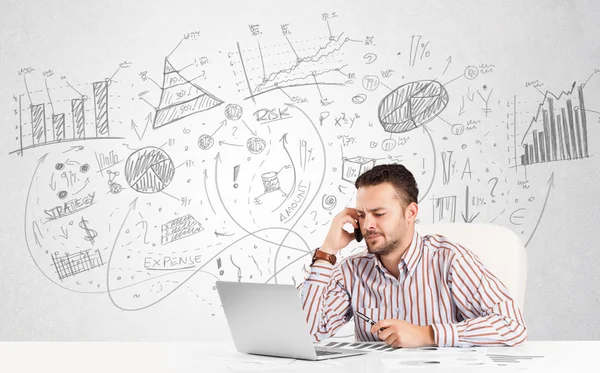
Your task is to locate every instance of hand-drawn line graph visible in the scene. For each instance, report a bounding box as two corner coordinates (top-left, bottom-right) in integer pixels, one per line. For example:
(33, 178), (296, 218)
(230, 33), (359, 101)
(10, 75), (122, 156)
(153, 58), (224, 129)
(517, 83), (590, 167)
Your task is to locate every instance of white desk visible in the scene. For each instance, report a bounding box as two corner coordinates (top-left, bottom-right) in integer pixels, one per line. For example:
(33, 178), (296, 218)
(0, 341), (597, 373)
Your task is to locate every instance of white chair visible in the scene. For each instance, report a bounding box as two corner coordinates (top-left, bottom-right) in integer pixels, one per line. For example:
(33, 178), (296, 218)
(416, 223), (527, 313)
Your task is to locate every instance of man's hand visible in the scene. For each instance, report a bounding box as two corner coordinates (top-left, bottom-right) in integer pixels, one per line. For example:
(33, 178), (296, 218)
(371, 319), (436, 348)
(319, 208), (360, 255)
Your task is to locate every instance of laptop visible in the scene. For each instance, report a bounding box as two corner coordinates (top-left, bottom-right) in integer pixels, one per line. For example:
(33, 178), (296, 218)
(215, 281), (366, 361)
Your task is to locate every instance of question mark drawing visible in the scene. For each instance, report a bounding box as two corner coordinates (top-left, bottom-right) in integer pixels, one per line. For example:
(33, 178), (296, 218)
(232, 126), (238, 136)
(488, 177), (499, 197)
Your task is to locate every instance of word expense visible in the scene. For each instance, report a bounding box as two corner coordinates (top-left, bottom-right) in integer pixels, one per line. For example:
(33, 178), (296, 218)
(144, 255), (202, 270)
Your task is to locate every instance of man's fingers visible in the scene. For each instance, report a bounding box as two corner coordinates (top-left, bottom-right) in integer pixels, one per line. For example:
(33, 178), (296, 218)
(345, 207), (359, 220)
(372, 323), (391, 339)
(335, 214), (358, 229)
(385, 334), (399, 347)
(373, 319), (392, 331)
(374, 326), (387, 339)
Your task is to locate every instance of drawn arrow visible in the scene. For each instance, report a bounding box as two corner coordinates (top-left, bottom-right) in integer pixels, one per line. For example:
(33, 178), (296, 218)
(270, 103), (327, 283)
(461, 185), (481, 223)
(525, 172), (554, 247)
(218, 141), (243, 147)
(203, 169), (216, 215)
(271, 133), (298, 212)
(242, 119), (256, 136)
(72, 177), (90, 196)
(130, 112), (153, 141)
(65, 159), (80, 165)
(466, 87), (475, 102)
(49, 173), (56, 191)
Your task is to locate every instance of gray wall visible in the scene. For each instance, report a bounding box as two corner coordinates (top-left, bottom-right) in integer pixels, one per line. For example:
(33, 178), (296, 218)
(1, 0), (599, 341)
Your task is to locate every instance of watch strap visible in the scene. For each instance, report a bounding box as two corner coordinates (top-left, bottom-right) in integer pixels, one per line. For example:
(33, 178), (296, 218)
(311, 248), (337, 265)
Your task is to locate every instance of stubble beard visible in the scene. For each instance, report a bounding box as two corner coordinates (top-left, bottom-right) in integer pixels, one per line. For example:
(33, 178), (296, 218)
(366, 235), (400, 256)
(365, 218), (407, 257)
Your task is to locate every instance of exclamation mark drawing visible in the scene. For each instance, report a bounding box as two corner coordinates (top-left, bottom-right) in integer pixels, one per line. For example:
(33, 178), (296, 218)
(217, 257), (224, 275)
(233, 165), (240, 188)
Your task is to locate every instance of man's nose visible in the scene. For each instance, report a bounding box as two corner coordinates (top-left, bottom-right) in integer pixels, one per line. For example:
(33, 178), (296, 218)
(363, 214), (376, 230)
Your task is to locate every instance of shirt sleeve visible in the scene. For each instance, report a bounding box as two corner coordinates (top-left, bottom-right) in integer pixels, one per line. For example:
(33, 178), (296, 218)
(431, 252), (528, 347)
(298, 261), (353, 342)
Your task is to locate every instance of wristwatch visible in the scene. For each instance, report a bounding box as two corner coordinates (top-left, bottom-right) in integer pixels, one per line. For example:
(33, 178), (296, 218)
(311, 248), (337, 265)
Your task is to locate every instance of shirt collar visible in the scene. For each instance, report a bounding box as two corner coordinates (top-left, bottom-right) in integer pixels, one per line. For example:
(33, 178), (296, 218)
(372, 229), (423, 277)
(401, 229), (423, 277)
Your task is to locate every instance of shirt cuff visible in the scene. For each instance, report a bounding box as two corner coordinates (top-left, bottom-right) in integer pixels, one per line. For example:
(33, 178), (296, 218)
(432, 323), (459, 347)
(305, 262), (334, 285)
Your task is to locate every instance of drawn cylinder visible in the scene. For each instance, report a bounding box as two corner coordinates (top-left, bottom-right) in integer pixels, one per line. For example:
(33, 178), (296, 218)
(261, 172), (280, 193)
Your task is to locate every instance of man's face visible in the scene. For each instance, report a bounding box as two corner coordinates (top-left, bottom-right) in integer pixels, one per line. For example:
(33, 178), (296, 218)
(355, 182), (409, 256)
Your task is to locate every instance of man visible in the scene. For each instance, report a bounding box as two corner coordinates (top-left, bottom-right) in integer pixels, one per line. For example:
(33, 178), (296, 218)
(300, 163), (527, 348)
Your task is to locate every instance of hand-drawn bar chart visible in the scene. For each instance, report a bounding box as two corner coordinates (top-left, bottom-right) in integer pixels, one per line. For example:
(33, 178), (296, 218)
(11, 79), (120, 155)
(520, 84), (589, 166)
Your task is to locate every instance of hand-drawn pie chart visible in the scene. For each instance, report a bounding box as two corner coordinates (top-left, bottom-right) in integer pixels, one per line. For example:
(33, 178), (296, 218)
(378, 80), (449, 133)
(125, 147), (175, 193)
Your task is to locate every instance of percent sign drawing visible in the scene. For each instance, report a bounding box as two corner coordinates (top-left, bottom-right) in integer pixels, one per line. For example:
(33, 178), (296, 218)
(409, 35), (430, 67)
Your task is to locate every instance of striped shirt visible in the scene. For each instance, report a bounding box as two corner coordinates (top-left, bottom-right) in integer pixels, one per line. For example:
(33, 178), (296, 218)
(300, 230), (527, 347)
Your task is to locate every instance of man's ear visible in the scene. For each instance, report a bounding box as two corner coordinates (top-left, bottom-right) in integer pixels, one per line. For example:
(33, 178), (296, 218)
(405, 202), (418, 223)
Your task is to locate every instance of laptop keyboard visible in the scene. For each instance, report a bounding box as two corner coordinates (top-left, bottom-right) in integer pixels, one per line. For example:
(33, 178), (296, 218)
(315, 350), (342, 356)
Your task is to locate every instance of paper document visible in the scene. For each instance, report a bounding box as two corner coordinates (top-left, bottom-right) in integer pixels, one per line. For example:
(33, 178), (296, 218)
(320, 340), (400, 352)
(380, 347), (495, 369)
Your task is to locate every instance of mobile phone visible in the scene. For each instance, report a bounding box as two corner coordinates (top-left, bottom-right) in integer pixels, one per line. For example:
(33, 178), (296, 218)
(354, 227), (363, 242)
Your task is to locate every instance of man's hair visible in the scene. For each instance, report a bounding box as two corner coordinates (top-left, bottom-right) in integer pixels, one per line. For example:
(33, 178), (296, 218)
(354, 163), (419, 206)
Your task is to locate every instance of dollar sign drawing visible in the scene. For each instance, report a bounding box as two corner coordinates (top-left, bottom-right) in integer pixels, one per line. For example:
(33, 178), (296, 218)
(79, 216), (98, 245)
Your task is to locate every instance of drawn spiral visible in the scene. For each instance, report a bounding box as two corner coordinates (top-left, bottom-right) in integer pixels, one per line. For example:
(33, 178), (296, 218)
(321, 194), (337, 210)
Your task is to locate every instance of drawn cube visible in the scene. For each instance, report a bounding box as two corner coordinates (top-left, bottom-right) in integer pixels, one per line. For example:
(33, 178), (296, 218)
(342, 156), (375, 183)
